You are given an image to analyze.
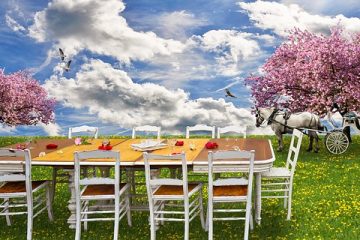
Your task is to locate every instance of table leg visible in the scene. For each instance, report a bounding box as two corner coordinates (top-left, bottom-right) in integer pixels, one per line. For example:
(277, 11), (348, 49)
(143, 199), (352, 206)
(65, 169), (76, 229)
(255, 173), (262, 225)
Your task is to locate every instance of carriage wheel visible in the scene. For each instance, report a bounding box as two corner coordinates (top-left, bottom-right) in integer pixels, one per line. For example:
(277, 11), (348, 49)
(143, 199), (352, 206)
(325, 131), (349, 154)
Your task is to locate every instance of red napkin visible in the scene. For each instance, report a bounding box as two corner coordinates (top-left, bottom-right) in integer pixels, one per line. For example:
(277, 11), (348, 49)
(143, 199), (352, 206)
(46, 143), (58, 149)
(205, 142), (219, 149)
(98, 145), (113, 150)
(175, 140), (184, 146)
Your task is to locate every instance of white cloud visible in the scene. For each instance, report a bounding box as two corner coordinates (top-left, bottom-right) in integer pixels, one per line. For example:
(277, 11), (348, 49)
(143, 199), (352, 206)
(150, 10), (208, 40)
(5, 14), (26, 32)
(28, 0), (185, 64)
(134, 29), (273, 85)
(39, 122), (61, 136)
(44, 59), (271, 134)
(280, 0), (360, 15)
(0, 124), (16, 134)
(238, 0), (360, 37)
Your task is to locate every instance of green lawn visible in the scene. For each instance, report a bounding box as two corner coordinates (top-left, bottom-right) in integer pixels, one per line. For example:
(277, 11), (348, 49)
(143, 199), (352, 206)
(0, 136), (359, 239)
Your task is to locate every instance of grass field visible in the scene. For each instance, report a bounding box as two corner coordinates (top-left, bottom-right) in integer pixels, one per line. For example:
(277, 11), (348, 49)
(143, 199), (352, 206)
(0, 135), (359, 240)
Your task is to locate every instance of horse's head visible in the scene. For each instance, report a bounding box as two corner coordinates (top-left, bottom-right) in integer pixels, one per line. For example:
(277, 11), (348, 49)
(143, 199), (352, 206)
(255, 108), (265, 127)
(255, 107), (275, 127)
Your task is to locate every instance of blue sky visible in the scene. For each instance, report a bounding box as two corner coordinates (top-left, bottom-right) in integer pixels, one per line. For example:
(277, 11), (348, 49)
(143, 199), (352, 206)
(1, 0), (360, 136)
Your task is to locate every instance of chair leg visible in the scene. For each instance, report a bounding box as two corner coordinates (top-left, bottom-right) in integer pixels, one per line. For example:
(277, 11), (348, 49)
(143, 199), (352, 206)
(250, 212), (254, 231)
(284, 180), (289, 209)
(84, 201), (88, 231)
(126, 190), (132, 227)
(51, 167), (57, 202)
(46, 184), (54, 221)
(26, 197), (33, 240)
(244, 203), (251, 240)
(5, 198), (11, 226)
(114, 195), (120, 240)
(75, 201), (82, 240)
(199, 190), (205, 230)
(160, 202), (165, 225)
(208, 200), (213, 240)
(149, 200), (156, 240)
(184, 206), (190, 240)
(287, 185), (293, 220)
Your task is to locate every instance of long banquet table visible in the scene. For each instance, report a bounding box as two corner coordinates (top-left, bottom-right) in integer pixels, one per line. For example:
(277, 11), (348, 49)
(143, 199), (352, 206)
(0, 137), (275, 228)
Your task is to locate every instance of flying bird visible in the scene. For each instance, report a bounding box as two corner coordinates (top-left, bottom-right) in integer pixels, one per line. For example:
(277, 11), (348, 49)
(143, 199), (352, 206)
(225, 88), (237, 98)
(59, 48), (66, 61)
(63, 60), (71, 72)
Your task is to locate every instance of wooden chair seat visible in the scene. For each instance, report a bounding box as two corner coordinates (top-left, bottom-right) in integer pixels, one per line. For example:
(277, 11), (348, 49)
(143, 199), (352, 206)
(0, 181), (47, 194)
(154, 184), (198, 196)
(82, 183), (127, 196)
(213, 185), (247, 197)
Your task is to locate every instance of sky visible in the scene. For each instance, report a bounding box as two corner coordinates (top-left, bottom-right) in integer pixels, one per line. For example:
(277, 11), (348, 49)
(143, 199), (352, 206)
(1, 0), (360, 136)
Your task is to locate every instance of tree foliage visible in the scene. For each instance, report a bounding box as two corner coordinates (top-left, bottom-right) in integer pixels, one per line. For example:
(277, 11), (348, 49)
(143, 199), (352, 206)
(0, 70), (55, 126)
(246, 28), (360, 114)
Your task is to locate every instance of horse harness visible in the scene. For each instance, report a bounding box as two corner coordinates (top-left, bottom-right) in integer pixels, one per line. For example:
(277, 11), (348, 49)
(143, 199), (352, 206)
(267, 109), (316, 134)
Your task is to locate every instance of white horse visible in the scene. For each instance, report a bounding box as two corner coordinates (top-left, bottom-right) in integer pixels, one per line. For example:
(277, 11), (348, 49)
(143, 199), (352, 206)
(255, 107), (323, 152)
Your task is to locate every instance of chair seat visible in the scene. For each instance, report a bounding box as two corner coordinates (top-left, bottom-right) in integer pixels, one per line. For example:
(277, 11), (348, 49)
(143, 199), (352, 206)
(261, 167), (291, 178)
(213, 185), (247, 197)
(153, 183), (199, 196)
(0, 181), (47, 194)
(82, 183), (127, 196)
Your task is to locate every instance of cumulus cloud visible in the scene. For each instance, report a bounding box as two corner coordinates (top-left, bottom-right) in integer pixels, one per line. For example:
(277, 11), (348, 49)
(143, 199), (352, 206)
(28, 0), (185, 64)
(238, 0), (360, 37)
(0, 124), (16, 134)
(5, 14), (26, 32)
(280, 0), (360, 15)
(134, 29), (274, 84)
(44, 59), (271, 134)
(148, 10), (208, 40)
(39, 122), (61, 136)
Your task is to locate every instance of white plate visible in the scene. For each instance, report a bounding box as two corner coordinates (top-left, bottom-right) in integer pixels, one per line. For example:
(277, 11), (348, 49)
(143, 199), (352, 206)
(132, 144), (168, 152)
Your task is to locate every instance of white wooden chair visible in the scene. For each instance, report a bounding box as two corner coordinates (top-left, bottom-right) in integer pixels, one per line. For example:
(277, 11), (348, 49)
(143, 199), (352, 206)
(129, 125), (161, 210)
(52, 126), (99, 201)
(143, 152), (205, 240)
(217, 125), (247, 139)
(0, 149), (53, 240)
(261, 129), (303, 220)
(74, 150), (131, 240)
(186, 124), (215, 139)
(207, 150), (255, 240)
(132, 125), (161, 140)
(68, 125), (99, 139)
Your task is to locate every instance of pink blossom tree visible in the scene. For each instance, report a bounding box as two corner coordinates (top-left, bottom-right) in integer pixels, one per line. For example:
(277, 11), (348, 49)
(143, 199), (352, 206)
(0, 69), (55, 126)
(246, 28), (360, 115)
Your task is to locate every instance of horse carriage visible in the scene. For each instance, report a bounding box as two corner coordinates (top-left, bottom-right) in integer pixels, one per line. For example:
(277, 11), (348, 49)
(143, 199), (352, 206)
(255, 107), (360, 155)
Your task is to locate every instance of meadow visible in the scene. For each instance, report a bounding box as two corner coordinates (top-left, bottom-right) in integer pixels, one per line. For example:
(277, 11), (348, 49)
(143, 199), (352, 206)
(0, 135), (359, 240)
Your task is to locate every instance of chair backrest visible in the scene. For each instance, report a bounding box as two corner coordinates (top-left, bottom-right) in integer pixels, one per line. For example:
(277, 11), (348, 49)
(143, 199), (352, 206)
(132, 125), (161, 140)
(68, 125), (99, 139)
(217, 125), (247, 139)
(74, 150), (120, 188)
(285, 129), (303, 175)
(143, 152), (188, 198)
(186, 124), (215, 139)
(208, 150), (255, 199)
(0, 149), (32, 196)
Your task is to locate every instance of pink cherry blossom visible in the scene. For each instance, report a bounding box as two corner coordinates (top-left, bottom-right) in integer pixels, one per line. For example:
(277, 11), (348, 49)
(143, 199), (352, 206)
(246, 27), (360, 115)
(0, 69), (55, 126)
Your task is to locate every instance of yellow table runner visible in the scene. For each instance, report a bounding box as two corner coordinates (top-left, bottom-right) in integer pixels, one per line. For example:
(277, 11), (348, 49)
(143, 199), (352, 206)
(111, 139), (147, 162)
(34, 139), (126, 162)
(134, 138), (209, 164)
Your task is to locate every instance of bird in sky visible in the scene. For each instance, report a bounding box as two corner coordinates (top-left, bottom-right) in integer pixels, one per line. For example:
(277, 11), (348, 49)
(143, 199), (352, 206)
(59, 48), (66, 61)
(225, 88), (237, 98)
(64, 60), (71, 72)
